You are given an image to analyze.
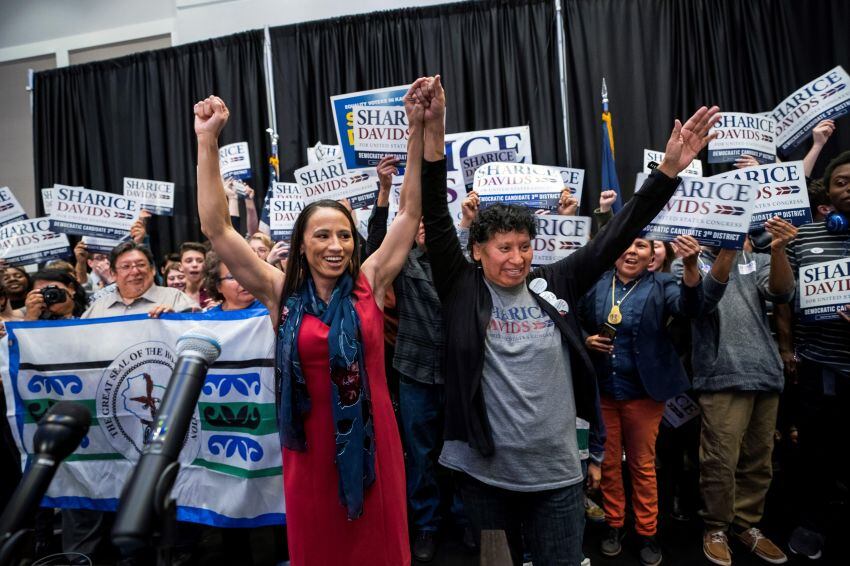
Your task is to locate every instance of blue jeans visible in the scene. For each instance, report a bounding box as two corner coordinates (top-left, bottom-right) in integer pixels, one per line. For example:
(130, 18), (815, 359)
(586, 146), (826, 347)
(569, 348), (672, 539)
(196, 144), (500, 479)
(399, 376), (465, 531)
(458, 473), (585, 566)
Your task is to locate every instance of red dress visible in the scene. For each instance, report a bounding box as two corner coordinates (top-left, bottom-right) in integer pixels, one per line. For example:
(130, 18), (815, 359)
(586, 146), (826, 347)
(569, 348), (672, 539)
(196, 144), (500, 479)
(283, 274), (410, 566)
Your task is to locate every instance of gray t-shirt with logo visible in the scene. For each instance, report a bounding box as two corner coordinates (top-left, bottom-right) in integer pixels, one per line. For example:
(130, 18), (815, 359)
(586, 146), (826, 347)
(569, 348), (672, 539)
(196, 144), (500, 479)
(440, 280), (582, 491)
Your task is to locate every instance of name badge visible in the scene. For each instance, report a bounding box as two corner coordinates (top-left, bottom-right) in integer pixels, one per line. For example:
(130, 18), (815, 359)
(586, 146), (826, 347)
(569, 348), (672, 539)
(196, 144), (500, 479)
(738, 261), (757, 275)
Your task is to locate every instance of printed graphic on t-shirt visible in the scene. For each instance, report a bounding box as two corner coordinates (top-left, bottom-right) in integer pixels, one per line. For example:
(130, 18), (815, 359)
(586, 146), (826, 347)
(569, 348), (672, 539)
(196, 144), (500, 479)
(488, 304), (556, 344)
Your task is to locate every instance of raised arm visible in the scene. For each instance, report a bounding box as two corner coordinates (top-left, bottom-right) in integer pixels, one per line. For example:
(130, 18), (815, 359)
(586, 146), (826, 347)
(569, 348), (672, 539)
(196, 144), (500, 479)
(194, 96), (283, 314)
(803, 120), (835, 178)
(361, 78), (428, 300)
(541, 106), (720, 296)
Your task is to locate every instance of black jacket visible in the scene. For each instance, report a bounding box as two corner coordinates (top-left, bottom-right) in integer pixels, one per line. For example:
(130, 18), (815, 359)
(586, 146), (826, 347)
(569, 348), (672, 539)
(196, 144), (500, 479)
(422, 159), (681, 456)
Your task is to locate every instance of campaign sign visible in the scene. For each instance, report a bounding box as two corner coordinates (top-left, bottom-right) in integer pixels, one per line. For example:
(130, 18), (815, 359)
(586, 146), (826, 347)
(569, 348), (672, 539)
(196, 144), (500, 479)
(352, 105), (409, 167)
(446, 126), (533, 224)
(708, 112), (776, 164)
(0, 217), (70, 266)
(0, 187), (27, 226)
(662, 393), (700, 428)
(331, 85), (409, 171)
(49, 186), (140, 239)
(82, 235), (124, 255)
(798, 258), (850, 321)
(643, 149), (702, 178)
(714, 161), (811, 230)
(772, 66), (850, 153)
(269, 183), (303, 240)
(295, 157), (378, 209)
(474, 163), (563, 211)
(41, 188), (53, 215)
(532, 215), (591, 265)
(219, 142), (252, 180)
(638, 174), (757, 249)
(307, 142), (342, 165)
(537, 166), (585, 210)
(461, 148), (519, 189)
(123, 177), (175, 216)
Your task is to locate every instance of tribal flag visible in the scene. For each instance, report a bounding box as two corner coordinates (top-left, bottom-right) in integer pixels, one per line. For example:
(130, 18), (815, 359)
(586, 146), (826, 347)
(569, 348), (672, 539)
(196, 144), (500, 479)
(601, 78), (623, 214)
(1, 309), (284, 527)
(259, 133), (280, 235)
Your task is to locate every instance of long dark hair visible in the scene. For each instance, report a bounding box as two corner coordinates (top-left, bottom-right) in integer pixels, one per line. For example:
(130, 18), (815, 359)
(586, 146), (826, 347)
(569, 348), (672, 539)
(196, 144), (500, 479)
(281, 200), (360, 304)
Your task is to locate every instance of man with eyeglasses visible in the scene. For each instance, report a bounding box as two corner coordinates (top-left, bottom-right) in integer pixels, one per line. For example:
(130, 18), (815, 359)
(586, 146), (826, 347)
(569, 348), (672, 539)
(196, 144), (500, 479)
(82, 241), (198, 319)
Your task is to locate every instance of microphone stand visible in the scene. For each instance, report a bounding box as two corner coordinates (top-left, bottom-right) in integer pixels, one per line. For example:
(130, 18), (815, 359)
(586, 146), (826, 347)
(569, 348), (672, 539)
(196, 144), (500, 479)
(152, 461), (180, 566)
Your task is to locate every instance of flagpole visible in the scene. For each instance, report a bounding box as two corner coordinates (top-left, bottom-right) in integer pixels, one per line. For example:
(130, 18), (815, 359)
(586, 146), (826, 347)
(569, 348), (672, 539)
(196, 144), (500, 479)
(602, 77), (608, 113)
(554, 0), (572, 167)
(263, 26), (278, 154)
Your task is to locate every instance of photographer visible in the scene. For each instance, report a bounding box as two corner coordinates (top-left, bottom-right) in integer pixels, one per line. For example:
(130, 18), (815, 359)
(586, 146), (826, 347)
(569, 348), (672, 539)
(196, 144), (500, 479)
(23, 270), (87, 321)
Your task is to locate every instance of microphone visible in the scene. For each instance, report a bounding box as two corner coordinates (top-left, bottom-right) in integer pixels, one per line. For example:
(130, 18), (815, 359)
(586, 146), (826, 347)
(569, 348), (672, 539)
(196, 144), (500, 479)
(112, 328), (221, 554)
(0, 401), (91, 539)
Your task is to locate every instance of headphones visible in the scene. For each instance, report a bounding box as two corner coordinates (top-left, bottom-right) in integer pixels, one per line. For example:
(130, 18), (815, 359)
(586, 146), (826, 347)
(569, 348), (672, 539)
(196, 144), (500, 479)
(825, 211), (849, 234)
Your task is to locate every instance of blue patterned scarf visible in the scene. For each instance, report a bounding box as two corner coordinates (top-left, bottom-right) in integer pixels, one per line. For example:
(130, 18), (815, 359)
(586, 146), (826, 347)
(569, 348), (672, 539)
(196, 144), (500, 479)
(277, 272), (376, 519)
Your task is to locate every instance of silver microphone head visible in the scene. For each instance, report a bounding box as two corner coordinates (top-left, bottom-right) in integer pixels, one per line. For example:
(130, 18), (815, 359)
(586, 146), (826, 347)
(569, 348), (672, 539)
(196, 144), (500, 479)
(176, 327), (222, 365)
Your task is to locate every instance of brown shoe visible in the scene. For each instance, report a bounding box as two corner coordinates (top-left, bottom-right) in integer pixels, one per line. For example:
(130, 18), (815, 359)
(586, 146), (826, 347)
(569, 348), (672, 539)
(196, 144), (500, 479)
(736, 528), (787, 564)
(703, 530), (732, 566)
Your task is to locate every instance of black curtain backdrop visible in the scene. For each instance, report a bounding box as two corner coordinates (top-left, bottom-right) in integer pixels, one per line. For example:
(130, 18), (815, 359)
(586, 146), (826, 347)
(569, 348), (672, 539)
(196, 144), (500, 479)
(270, 0), (563, 183)
(33, 31), (268, 260)
(563, 0), (850, 204)
(31, 0), (850, 258)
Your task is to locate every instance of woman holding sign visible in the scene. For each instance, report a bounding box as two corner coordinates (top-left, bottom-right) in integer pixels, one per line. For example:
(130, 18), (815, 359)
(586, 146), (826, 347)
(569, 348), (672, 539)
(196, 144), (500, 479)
(422, 103), (719, 565)
(194, 79), (436, 565)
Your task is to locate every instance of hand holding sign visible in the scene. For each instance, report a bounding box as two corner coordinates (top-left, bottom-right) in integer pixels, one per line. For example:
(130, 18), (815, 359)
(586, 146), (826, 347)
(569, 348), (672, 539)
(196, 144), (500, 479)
(812, 119), (836, 147)
(194, 96), (230, 141)
(764, 216), (798, 250)
(659, 106), (721, 178)
(734, 154), (760, 169)
(557, 190), (578, 216)
(376, 156), (399, 192)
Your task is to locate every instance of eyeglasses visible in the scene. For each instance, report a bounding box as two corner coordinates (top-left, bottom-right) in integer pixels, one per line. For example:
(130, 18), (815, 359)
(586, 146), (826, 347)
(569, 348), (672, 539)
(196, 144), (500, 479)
(115, 262), (151, 273)
(217, 274), (236, 282)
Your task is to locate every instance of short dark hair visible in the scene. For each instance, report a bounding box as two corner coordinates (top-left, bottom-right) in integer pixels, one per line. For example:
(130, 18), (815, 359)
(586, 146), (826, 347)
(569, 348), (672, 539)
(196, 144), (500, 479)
(32, 269), (88, 317)
(469, 204), (537, 251)
(203, 251), (225, 302)
(822, 150), (850, 191)
(808, 179), (830, 218)
(109, 241), (155, 271)
(179, 242), (208, 260)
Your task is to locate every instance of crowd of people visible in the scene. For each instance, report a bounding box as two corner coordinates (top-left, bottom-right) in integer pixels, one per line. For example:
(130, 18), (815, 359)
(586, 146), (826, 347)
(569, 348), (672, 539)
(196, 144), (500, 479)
(1, 75), (849, 566)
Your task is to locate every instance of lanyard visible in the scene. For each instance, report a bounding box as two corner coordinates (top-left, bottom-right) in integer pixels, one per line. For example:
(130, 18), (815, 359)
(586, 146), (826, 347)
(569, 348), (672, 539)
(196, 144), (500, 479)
(608, 274), (641, 325)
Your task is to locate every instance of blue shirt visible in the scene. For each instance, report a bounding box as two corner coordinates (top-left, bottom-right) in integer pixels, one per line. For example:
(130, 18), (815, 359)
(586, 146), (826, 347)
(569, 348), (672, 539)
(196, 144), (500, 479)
(600, 274), (652, 400)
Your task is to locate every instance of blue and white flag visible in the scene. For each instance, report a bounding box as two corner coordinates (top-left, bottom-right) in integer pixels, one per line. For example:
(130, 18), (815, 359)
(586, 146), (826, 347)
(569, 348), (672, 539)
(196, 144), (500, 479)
(1, 309), (284, 528)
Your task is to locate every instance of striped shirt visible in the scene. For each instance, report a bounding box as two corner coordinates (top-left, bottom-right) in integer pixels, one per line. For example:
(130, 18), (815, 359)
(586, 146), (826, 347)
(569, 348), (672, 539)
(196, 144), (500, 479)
(786, 222), (850, 376)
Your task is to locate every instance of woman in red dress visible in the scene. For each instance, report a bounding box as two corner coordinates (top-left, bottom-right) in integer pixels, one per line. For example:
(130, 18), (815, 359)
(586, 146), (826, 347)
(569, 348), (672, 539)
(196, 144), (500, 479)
(195, 76), (446, 565)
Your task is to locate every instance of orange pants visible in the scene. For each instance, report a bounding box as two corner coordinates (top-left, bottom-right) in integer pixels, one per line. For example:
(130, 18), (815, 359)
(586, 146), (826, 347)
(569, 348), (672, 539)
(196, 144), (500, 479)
(600, 396), (665, 536)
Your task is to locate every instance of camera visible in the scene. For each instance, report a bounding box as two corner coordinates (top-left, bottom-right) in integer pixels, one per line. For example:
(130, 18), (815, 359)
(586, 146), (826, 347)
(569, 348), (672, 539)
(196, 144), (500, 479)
(40, 285), (68, 306)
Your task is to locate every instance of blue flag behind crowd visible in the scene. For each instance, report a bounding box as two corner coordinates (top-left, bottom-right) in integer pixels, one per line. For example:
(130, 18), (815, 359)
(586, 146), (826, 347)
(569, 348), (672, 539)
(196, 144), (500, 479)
(601, 78), (623, 214)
